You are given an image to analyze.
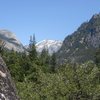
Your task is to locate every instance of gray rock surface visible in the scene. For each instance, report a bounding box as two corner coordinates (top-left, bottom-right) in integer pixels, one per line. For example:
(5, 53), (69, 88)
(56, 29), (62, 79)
(57, 13), (100, 64)
(0, 29), (25, 52)
(0, 56), (19, 100)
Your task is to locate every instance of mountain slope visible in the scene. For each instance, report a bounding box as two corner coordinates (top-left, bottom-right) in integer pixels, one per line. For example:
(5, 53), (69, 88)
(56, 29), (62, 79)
(57, 13), (100, 64)
(36, 40), (62, 54)
(0, 29), (25, 52)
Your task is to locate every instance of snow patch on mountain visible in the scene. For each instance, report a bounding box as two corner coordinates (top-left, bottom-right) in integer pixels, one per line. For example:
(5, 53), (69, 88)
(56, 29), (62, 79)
(36, 40), (62, 54)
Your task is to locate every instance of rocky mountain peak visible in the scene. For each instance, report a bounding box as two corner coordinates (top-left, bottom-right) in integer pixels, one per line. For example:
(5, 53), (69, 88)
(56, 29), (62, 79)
(36, 40), (62, 54)
(57, 13), (100, 64)
(92, 13), (100, 19)
(0, 29), (16, 38)
(0, 29), (25, 52)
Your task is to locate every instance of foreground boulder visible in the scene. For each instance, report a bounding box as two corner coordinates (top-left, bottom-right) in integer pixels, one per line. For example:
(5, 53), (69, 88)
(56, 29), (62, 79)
(0, 56), (19, 100)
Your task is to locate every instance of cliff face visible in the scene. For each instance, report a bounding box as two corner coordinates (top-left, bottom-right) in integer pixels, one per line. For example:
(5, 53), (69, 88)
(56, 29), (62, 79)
(57, 13), (100, 64)
(0, 29), (25, 52)
(0, 56), (19, 100)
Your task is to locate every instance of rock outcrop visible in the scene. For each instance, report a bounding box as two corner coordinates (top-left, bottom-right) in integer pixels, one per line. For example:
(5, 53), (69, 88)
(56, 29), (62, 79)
(57, 13), (100, 64)
(0, 56), (19, 100)
(0, 29), (25, 52)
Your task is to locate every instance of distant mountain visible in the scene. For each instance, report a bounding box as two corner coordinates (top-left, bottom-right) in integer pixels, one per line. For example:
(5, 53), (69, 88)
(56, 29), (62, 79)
(0, 29), (25, 52)
(57, 13), (100, 64)
(36, 40), (62, 54)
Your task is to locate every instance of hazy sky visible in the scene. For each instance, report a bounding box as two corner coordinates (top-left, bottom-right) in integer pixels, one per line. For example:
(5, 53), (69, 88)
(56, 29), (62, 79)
(0, 0), (100, 45)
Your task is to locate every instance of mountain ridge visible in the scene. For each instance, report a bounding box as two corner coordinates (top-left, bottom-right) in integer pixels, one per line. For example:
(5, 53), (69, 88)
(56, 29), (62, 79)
(0, 30), (62, 54)
(0, 29), (25, 52)
(57, 13), (100, 64)
(36, 40), (62, 54)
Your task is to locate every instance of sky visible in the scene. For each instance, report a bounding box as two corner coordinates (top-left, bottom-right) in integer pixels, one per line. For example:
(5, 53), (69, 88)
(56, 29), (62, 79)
(0, 0), (100, 45)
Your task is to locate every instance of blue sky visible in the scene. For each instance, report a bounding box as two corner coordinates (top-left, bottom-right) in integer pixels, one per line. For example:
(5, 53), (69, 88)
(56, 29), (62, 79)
(0, 0), (100, 45)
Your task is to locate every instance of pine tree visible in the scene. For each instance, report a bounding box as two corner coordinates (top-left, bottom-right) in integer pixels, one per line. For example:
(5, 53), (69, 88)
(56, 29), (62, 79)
(40, 48), (48, 65)
(29, 34), (37, 61)
(40, 48), (50, 72)
(95, 48), (100, 66)
(29, 34), (36, 49)
(50, 52), (56, 72)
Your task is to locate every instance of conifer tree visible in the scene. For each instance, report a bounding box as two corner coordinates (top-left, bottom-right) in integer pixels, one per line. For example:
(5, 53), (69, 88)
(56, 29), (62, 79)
(95, 47), (100, 66)
(50, 52), (56, 72)
(40, 48), (48, 64)
(40, 48), (50, 72)
(29, 34), (37, 61)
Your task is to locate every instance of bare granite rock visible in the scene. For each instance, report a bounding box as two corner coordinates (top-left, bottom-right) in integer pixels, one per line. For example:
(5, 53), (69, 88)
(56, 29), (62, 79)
(0, 56), (19, 100)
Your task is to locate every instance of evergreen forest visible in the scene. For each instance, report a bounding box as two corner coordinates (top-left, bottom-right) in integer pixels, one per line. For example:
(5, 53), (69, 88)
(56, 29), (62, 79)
(0, 37), (100, 100)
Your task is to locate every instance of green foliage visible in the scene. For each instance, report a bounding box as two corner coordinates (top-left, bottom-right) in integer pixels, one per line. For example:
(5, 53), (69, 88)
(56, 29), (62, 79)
(29, 34), (37, 61)
(15, 62), (100, 100)
(2, 35), (100, 100)
(50, 52), (56, 72)
(29, 43), (37, 61)
(40, 48), (49, 65)
(57, 14), (100, 64)
(39, 48), (50, 72)
(95, 48), (100, 66)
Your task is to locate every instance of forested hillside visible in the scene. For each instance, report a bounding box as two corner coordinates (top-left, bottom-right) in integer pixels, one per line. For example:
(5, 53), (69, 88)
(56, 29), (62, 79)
(0, 0), (100, 100)
(1, 36), (100, 100)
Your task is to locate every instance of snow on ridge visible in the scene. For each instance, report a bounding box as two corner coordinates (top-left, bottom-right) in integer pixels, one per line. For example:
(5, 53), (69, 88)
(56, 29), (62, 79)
(36, 40), (62, 54)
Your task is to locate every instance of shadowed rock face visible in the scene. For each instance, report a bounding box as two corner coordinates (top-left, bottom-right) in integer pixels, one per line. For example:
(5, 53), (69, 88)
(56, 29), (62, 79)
(0, 29), (24, 52)
(57, 13), (100, 64)
(0, 56), (19, 100)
